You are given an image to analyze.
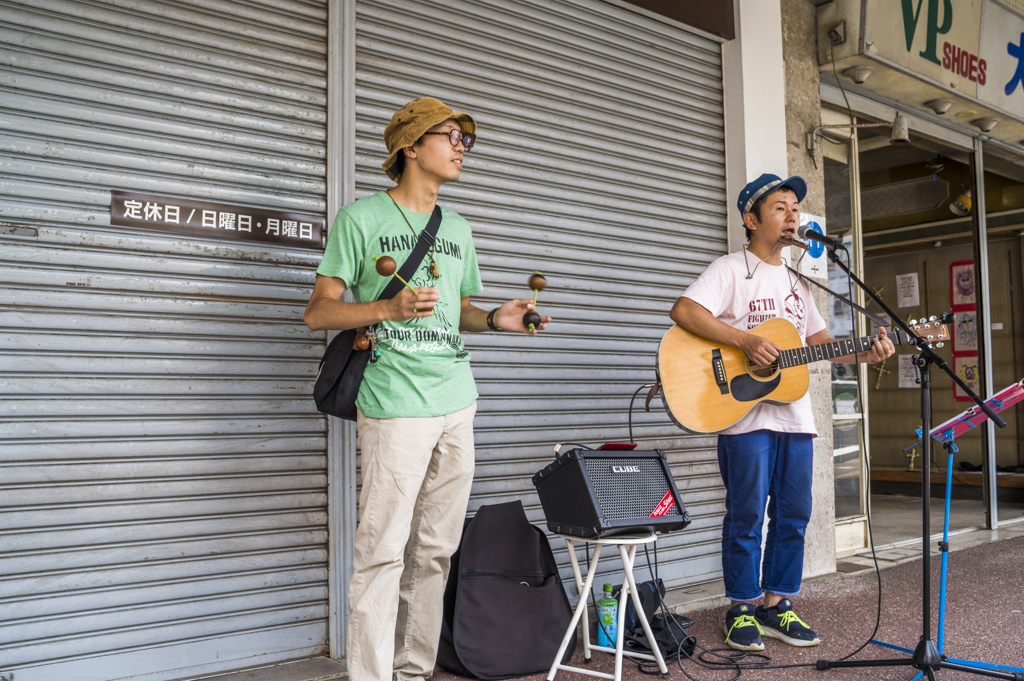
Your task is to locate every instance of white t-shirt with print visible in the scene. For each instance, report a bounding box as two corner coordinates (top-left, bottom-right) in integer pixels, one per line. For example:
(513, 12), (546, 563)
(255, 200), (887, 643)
(681, 249), (827, 436)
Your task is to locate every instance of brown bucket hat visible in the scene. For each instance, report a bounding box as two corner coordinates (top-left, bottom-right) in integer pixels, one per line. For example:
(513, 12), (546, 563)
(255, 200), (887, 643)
(382, 96), (477, 181)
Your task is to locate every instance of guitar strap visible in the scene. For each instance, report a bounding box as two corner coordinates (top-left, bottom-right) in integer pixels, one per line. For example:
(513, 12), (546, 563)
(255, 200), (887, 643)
(786, 265), (889, 329)
(645, 374), (661, 413)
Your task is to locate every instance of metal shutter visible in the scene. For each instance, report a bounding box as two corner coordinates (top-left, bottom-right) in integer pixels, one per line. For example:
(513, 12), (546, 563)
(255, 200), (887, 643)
(354, 0), (727, 595)
(0, 1), (329, 680)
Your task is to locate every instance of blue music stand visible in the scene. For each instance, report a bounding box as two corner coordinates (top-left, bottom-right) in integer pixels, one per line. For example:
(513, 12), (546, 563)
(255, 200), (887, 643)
(874, 380), (1024, 680)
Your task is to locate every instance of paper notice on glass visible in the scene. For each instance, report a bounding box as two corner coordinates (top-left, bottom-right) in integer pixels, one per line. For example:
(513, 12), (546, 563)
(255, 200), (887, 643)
(899, 355), (918, 388)
(897, 272), (920, 308)
(828, 262), (854, 338)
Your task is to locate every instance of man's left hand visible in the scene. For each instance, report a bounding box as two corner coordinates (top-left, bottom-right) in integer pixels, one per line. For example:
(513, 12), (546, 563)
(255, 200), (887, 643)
(495, 300), (551, 334)
(866, 326), (896, 363)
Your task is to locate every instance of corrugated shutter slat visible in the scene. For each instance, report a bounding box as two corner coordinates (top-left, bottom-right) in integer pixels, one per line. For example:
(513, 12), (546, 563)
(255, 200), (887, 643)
(0, 0), (328, 679)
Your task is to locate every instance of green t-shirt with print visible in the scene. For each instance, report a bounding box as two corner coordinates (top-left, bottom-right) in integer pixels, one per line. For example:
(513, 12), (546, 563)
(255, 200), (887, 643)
(316, 191), (484, 419)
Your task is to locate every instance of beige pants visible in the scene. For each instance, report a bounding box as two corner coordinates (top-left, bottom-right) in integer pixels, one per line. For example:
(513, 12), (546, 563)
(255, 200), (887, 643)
(347, 402), (477, 681)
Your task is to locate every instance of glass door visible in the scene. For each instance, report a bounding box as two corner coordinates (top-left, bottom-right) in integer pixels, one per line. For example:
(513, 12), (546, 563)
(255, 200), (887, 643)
(821, 118), (869, 553)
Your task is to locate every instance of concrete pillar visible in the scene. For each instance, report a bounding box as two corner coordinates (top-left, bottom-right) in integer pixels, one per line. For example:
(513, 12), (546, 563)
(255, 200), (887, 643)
(723, 0), (789, 252)
(723, 0), (836, 582)
(782, 0), (835, 580)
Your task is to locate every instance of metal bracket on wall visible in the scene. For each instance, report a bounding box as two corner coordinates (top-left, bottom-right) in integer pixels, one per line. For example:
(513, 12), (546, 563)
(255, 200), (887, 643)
(828, 21), (846, 45)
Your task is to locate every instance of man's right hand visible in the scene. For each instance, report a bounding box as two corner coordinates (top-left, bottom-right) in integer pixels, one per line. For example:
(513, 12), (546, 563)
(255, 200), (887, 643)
(671, 297), (782, 367)
(304, 275), (442, 330)
(737, 333), (781, 367)
(387, 286), (440, 321)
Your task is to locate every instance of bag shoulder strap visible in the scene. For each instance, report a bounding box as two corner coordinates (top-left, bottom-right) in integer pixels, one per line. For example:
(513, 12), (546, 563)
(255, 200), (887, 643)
(377, 205), (442, 301)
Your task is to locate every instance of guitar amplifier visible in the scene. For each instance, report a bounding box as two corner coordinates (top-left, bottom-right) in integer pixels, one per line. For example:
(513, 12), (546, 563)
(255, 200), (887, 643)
(532, 449), (691, 539)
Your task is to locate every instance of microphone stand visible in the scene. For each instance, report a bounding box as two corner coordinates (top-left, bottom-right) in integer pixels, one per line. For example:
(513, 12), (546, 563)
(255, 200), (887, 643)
(812, 245), (1014, 681)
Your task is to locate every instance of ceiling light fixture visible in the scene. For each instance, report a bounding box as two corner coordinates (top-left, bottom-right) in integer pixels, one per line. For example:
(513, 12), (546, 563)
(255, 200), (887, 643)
(971, 117), (999, 132)
(842, 66), (875, 84)
(924, 99), (956, 115)
(950, 188), (972, 216)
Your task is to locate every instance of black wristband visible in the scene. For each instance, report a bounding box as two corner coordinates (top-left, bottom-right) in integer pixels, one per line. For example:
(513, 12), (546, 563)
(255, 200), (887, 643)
(486, 307), (504, 331)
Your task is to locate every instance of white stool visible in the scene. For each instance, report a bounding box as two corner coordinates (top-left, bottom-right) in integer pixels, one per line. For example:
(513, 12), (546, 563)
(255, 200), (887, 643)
(546, 532), (668, 681)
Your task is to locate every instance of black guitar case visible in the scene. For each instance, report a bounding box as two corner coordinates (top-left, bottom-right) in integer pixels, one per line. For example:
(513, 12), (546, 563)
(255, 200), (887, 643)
(437, 500), (577, 679)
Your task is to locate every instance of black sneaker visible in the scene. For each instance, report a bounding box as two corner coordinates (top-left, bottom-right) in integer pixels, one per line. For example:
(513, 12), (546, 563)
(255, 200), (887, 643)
(724, 603), (764, 651)
(755, 599), (821, 647)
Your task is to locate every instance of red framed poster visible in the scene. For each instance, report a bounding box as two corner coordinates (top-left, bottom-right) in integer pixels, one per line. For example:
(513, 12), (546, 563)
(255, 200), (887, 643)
(951, 311), (978, 354)
(949, 260), (976, 312)
(954, 355), (981, 402)
(949, 259), (977, 401)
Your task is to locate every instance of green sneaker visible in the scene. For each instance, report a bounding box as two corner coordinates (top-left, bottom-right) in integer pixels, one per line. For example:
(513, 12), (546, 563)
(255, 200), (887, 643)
(755, 599), (820, 647)
(724, 603), (764, 651)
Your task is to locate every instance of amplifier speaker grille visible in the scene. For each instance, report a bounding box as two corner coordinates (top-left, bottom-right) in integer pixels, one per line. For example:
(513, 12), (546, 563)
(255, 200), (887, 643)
(582, 456), (684, 520)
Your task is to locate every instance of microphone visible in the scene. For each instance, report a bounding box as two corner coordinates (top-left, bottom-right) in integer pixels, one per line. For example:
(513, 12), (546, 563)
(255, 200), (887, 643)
(797, 223), (845, 251)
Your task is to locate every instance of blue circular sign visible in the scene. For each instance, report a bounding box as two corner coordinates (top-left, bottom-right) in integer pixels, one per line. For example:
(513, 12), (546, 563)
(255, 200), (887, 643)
(803, 221), (825, 258)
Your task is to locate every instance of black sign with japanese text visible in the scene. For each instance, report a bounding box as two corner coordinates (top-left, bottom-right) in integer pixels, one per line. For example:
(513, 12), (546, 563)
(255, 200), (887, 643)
(110, 191), (324, 250)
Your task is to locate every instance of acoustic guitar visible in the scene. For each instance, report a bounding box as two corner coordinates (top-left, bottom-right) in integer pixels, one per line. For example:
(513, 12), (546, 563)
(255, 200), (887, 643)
(657, 317), (949, 434)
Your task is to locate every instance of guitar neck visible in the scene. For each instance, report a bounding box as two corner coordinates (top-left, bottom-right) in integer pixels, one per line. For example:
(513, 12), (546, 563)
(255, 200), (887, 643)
(779, 330), (905, 368)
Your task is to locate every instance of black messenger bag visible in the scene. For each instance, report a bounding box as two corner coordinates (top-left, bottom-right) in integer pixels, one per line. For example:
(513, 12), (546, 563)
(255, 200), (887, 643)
(312, 205), (440, 420)
(438, 501), (576, 679)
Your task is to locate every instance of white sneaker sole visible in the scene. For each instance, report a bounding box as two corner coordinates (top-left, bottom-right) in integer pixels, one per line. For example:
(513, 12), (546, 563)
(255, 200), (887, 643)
(723, 623), (765, 651)
(761, 626), (821, 647)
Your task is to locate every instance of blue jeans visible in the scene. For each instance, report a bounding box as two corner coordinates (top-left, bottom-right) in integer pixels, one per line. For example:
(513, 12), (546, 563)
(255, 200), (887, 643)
(717, 430), (813, 602)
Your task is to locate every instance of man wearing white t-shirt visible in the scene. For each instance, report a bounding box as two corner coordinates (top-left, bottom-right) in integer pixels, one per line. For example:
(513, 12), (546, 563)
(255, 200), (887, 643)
(670, 174), (894, 652)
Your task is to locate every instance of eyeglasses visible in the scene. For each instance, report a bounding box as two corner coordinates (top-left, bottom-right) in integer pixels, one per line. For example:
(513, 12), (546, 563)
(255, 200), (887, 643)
(421, 129), (475, 152)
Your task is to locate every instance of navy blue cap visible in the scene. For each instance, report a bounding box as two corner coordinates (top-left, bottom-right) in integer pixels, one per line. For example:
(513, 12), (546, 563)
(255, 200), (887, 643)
(737, 173), (807, 218)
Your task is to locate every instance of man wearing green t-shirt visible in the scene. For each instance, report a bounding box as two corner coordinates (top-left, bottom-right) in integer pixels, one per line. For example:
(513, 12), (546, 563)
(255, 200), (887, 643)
(304, 97), (549, 681)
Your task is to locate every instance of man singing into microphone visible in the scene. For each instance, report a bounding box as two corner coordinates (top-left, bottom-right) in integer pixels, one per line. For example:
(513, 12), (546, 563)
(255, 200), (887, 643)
(670, 173), (894, 651)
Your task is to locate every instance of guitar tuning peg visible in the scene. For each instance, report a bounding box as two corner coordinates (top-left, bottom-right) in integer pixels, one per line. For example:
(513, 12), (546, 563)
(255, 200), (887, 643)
(909, 319), (919, 325)
(935, 342), (944, 348)
(929, 315), (937, 322)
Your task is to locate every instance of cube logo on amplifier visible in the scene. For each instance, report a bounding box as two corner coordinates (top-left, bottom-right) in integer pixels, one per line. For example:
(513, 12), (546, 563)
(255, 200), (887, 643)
(532, 449), (691, 538)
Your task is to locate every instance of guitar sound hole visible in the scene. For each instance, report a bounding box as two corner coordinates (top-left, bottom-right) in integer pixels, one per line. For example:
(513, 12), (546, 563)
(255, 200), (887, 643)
(749, 362), (779, 379)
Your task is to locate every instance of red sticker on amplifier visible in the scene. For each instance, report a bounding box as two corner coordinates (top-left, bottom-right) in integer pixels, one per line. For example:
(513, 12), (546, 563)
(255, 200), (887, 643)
(650, 491), (675, 517)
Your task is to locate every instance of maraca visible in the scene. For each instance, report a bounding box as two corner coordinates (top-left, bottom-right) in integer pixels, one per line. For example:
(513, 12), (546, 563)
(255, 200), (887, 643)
(373, 256), (417, 293)
(529, 273), (547, 298)
(523, 271), (546, 332)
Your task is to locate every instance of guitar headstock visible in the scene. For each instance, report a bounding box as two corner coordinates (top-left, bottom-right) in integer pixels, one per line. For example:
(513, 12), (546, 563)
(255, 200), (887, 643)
(909, 317), (950, 342)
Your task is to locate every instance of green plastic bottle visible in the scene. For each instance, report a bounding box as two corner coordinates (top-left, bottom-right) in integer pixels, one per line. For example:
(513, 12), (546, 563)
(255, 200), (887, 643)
(596, 583), (618, 647)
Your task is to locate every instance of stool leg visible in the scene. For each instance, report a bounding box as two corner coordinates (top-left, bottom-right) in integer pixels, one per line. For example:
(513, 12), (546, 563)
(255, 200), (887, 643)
(613, 548), (631, 681)
(564, 539), (592, 662)
(546, 542), (604, 681)
(621, 543), (669, 675)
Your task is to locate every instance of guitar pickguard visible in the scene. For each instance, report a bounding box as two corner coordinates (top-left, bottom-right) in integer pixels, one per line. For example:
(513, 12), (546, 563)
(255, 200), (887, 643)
(729, 372), (781, 402)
